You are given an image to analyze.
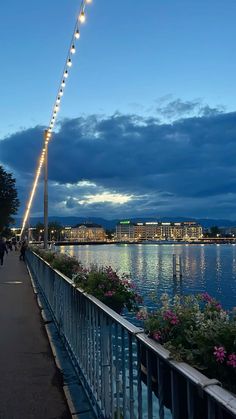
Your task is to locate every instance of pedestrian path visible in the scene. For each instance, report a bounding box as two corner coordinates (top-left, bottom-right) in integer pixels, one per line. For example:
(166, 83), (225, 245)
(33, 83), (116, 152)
(0, 250), (71, 419)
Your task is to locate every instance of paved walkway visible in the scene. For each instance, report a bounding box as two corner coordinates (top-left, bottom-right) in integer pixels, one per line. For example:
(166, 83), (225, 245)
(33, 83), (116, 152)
(0, 250), (71, 419)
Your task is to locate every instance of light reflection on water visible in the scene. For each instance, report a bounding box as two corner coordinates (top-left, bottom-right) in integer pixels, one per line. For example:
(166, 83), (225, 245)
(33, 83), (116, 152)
(59, 244), (236, 310)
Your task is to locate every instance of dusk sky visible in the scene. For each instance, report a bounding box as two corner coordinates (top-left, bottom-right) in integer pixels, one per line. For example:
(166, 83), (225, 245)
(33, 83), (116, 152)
(1, 0), (236, 220)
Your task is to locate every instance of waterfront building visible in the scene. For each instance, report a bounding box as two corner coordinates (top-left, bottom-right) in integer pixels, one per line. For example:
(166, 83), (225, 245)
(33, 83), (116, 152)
(116, 220), (203, 241)
(115, 220), (135, 241)
(66, 223), (106, 242)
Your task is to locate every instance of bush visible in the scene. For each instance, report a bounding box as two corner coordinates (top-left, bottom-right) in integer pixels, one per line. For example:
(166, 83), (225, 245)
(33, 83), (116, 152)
(31, 246), (55, 263)
(73, 265), (142, 313)
(51, 253), (82, 278)
(140, 293), (236, 393)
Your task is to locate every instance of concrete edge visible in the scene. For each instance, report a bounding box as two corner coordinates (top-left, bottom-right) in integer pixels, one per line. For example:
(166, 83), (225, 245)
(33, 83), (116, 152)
(45, 324), (81, 417)
(26, 263), (95, 419)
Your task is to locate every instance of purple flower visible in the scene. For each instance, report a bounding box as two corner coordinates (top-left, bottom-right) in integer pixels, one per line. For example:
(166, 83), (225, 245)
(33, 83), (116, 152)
(227, 353), (236, 368)
(213, 346), (226, 363)
(153, 331), (161, 341)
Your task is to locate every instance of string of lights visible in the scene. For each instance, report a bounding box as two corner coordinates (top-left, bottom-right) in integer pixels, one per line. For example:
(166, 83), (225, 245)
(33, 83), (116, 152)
(20, 0), (93, 238)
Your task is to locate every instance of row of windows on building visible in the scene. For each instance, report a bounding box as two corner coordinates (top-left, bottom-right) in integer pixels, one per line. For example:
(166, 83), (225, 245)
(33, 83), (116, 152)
(115, 221), (203, 241)
(64, 221), (203, 242)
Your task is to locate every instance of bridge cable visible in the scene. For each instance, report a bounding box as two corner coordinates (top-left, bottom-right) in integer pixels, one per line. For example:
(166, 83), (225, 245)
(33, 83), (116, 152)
(20, 0), (93, 238)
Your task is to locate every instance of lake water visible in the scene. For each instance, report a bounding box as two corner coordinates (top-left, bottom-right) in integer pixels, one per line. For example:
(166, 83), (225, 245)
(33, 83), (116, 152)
(59, 243), (236, 311)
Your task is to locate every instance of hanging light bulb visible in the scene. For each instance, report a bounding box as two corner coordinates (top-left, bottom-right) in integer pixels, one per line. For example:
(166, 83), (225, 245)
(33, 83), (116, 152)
(61, 80), (66, 87)
(59, 89), (63, 97)
(70, 45), (76, 54)
(86, 0), (92, 3)
(79, 11), (86, 23)
(67, 58), (72, 67)
(56, 97), (60, 104)
(64, 70), (69, 78)
(75, 29), (80, 39)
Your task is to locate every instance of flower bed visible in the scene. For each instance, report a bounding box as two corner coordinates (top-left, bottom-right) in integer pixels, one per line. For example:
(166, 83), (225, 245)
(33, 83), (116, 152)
(138, 293), (236, 393)
(31, 247), (141, 314)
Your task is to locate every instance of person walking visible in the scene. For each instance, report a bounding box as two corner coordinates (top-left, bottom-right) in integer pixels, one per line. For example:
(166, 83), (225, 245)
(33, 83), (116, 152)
(19, 240), (28, 262)
(0, 237), (8, 266)
(12, 237), (18, 251)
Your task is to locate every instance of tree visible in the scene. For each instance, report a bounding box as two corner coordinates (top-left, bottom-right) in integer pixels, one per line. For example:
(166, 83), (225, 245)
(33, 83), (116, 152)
(0, 166), (19, 233)
(34, 222), (45, 241)
(48, 221), (63, 241)
(210, 226), (221, 237)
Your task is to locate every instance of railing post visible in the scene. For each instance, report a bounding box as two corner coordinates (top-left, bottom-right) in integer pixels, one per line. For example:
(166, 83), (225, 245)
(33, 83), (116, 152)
(101, 315), (111, 416)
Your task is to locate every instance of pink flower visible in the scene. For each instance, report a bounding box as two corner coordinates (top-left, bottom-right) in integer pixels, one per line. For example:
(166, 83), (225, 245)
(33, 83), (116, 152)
(213, 346), (226, 363)
(214, 303), (222, 311)
(104, 291), (114, 297)
(227, 353), (236, 368)
(136, 309), (148, 320)
(201, 292), (213, 302)
(121, 279), (130, 286)
(170, 315), (179, 325)
(163, 310), (179, 325)
(153, 331), (161, 341)
(163, 310), (174, 320)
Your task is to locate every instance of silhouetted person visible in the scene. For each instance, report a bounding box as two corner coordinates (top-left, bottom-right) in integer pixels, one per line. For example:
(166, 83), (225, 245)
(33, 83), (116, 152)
(7, 240), (13, 251)
(19, 240), (27, 261)
(12, 238), (17, 251)
(0, 237), (8, 266)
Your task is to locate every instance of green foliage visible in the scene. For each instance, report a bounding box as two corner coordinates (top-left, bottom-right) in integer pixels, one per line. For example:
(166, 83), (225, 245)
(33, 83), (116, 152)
(0, 166), (19, 233)
(51, 253), (80, 277)
(141, 293), (236, 393)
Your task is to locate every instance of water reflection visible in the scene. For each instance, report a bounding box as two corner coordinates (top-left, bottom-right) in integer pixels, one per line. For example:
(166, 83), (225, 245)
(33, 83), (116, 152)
(59, 244), (236, 310)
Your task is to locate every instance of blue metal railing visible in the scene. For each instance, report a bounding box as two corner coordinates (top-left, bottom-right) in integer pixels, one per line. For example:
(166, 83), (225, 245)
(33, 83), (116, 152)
(26, 250), (236, 419)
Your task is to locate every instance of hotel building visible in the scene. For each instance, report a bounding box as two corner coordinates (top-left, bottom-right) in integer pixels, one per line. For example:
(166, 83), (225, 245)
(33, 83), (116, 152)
(116, 220), (203, 241)
(65, 223), (107, 242)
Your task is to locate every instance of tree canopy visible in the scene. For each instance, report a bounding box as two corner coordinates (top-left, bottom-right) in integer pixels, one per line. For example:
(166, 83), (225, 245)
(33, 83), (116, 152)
(0, 166), (19, 233)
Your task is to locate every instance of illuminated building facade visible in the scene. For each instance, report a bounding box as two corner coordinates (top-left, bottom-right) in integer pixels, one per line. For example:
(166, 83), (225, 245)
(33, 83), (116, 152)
(66, 223), (106, 242)
(116, 221), (203, 241)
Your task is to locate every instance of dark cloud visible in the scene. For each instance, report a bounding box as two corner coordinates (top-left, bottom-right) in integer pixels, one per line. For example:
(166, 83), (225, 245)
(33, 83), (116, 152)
(156, 99), (201, 118)
(1, 104), (236, 219)
(156, 99), (225, 120)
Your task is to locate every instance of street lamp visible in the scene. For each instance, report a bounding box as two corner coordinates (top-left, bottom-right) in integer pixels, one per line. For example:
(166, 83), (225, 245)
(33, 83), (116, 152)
(44, 130), (49, 249)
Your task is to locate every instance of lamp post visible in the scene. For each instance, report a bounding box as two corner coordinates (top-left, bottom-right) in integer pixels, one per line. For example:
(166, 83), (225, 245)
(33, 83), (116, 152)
(44, 130), (49, 249)
(39, 229), (43, 241)
(50, 230), (54, 242)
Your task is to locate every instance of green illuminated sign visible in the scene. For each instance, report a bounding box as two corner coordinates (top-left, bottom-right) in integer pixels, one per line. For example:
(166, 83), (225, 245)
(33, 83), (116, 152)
(120, 220), (130, 224)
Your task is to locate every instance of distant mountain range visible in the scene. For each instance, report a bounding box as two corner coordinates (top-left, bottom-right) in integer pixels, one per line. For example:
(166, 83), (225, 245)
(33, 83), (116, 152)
(13, 216), (236, 230)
